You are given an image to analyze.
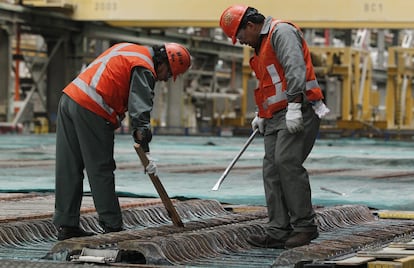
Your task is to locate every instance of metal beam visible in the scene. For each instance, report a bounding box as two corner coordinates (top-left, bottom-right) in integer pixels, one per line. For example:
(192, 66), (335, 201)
(81, 24), (243, 60)
(66, 0), (414, 29)
(0, 2), (80, 33)
(0, 27), (12, 122)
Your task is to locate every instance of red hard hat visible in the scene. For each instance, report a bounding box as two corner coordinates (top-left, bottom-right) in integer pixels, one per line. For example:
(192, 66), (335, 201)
(165, 43), (191, 81)
(219, 5), (248, 44)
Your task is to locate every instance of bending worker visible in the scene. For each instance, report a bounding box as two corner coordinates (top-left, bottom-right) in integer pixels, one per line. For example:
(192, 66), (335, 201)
(53, 42), (191, 241)
(220, 5), (329, 248)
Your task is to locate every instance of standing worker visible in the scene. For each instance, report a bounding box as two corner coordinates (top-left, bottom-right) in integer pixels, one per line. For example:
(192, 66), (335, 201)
(219, 5), (329, 248)
(53, 42), (191, 241)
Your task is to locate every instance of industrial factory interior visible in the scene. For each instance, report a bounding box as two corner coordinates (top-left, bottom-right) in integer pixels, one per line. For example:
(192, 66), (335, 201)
(2, 0), (414, 267)
(3, 0), (414, 137)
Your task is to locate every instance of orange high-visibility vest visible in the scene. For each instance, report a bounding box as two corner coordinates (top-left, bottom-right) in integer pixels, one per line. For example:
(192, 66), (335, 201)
(250, 20), (324, 118)
(63, 43), (156, 126)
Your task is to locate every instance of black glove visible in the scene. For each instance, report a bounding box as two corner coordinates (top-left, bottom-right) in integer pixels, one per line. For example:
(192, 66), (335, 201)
(133, 128), (152, 152)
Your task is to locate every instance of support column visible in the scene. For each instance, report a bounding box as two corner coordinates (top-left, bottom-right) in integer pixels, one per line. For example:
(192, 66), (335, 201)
(166, 77), (184, 132)
(343, 30), (353, 46)
(376, 30), (386, 68)
(46, 35), (83, 132)
(0, 27), (12, 122)
(46, 38), (64, 131)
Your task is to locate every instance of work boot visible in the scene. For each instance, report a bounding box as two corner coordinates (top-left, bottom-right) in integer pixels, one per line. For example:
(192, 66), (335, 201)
(103, 226), (125, 234)
(285, 231), (319, 248)
(246, 234), (285, 249)
(57, 226), (95, 241)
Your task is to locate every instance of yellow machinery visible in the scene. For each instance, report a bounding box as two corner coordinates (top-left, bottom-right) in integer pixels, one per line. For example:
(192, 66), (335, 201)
(385, 47), (414, 129)
(310, 46), (385, 130)
(33, 116), (49, 134)
(311, 44), (414, 131)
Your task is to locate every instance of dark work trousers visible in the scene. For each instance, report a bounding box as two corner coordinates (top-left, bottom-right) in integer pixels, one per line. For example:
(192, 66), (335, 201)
(262, 103), (320, 240)
(53, 93), (123, 230)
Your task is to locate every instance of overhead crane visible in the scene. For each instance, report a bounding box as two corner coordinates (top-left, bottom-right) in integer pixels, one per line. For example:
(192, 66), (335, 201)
(3, 0), (414, 135)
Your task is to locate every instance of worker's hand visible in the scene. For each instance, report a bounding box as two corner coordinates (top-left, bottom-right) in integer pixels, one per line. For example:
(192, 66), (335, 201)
(133, 128), (152, 152)
(145, 153), (158, 175)
(286, 103), (304, 133)
(251, 114), (265, 134)
(312, 100), (330, 118)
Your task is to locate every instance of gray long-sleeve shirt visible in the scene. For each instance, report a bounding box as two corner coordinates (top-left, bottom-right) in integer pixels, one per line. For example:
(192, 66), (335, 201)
(128, 66), (155, 133)
(259, 17), (307, 103)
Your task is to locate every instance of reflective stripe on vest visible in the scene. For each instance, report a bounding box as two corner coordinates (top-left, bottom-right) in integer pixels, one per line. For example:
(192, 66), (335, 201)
(73, 43), (154, 116)
(306, 79), (319, 90)
(85, 43), (154, 89)
(72, 77), (114, 116)
(264, 64), (285, 109)
(263, 63), (320, 108)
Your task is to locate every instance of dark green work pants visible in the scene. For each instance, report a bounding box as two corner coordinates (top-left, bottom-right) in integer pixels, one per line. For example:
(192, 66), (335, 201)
(53, 93), (123, 230)
(262, 103), (320, 240)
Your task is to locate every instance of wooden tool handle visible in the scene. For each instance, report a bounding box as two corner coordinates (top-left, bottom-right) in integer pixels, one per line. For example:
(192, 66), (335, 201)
(133, 143), (184, 228)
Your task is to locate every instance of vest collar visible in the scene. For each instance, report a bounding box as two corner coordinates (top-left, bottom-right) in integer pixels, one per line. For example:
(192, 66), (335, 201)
(255, 16), (274, 55)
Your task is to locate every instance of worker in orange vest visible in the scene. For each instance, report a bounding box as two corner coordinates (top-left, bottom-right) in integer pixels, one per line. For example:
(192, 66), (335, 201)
(53, 42), (191, 240)
(220, 5), (329, 249)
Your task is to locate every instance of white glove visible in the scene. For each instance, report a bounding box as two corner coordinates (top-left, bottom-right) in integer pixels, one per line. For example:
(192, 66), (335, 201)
(286, 103), (304, 133)
(145, 153), (158, 175)
(251, 114), (265, 134)
(312, 100), (330, 118)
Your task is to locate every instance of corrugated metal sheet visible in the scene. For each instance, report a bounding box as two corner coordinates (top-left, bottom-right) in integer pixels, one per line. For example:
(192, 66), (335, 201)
(1, 194), (414, 267)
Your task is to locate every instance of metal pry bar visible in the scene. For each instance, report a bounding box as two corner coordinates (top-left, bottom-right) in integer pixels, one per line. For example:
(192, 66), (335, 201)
(212, 128), (259, 191)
